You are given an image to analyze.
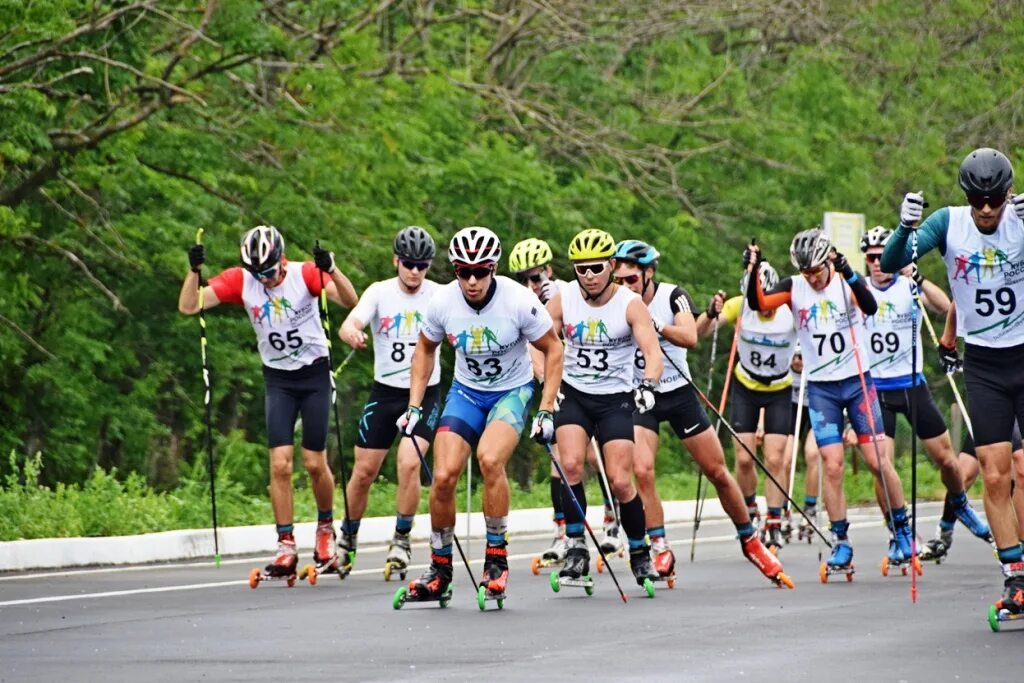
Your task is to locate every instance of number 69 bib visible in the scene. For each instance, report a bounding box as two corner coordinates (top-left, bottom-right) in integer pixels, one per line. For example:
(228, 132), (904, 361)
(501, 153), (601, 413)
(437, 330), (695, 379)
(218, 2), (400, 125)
(561, 281), (639, 394)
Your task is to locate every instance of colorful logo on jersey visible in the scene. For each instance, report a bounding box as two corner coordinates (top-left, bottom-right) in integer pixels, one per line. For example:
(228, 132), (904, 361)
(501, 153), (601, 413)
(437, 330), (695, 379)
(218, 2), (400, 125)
(250, 295), (296, 327)
(740, 333), (791, 348)
(564, 319), (612, 344)
(378, 309), (425, 338)
(796, 299), (841, 330)
(446, 326), (500, 353)
(952, 248), (1009, 285)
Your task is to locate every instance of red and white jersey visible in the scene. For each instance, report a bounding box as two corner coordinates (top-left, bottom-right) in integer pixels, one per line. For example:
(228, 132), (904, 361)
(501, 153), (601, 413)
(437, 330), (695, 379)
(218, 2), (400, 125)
(210, 261), (328, 371)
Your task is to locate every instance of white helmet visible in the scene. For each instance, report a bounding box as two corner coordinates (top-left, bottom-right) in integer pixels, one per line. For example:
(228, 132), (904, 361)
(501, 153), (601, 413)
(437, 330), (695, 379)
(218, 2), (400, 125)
(860, 225), (892, 253)
(448, 226), (502, 265)
(741, 261), (779, 293)
(790, 228), (832, 271)
(240, 225), (284, 273)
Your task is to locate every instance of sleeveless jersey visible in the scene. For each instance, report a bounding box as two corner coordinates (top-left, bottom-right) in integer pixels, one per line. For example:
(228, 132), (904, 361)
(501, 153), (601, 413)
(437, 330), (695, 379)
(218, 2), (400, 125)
(943, 205), (1024, 348)
(561, 281), (639, 394)
(421, 276), (552, 392)
(790, 273), (869, 382)
(349, 277), (442, 388)
(864, 275), (924, 388)
(731, 298), (796, 392)
(239, 264), (327, 370)
(632, 282), (693, 393)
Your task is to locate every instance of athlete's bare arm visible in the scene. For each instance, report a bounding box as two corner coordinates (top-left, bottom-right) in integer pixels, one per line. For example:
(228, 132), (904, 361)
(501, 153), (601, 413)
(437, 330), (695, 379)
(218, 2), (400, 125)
(662, 308), (698, 349)
(627, 297), (664, 384)
(177, 272), (220, 315)
(408, 331), (438, 408)
(918, 278), (951, 315)
(531, 328), (564, 412)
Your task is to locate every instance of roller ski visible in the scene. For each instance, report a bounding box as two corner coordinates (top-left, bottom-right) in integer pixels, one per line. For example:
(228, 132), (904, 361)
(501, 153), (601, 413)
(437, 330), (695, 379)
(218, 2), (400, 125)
(741, 533), (794, 588)
(917, 526), (953, 564)
(550, 538), (594, 596)
(796, 505), (817, 544)
(383, 531), (412, 582)
(299, 521), (344, 585)
(335, 529), (356, 579)
(393, 553), (453, 609)
(596, 518), (624, 574)
(781, 510), (793, 544)
(531, 525), (568, 575)
(249, 538), (298, 589)
(477, 544), (509, 610)
(763, 514), (784, 556)
(881, 521), (922, 578)
(819, 539), (855, 583)
(650, 537), (676, 589)
(988, 562), (1024, 632)
(629, 546), (658, 598)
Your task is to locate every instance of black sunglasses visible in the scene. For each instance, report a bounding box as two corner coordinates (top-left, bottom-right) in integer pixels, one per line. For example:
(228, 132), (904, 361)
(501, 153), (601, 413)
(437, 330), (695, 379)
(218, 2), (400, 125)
(250, 264), (280, 280)
(865, 253), (882, 264)
(613, 274), (641, 285)
(455, 264), (494, 280)
(517, 273), (545, 283)
(401, 259), (431, 272)
(966, 192), (1007, 210)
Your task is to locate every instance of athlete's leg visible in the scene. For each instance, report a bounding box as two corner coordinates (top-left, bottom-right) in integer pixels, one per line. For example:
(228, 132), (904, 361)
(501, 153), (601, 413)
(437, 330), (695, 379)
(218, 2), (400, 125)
(633, 426), (663, 529)
(979, 442), (1018, 548)
(804, 429), (820, 501)
(476, 421), (520, 518)
(395, 437), (428, 516)
(1013, 449), (1024, 541)
(733, 432), (758, 501)
(347, 447), (388, 520)
(269, 445), (296, 525)
(761, 434), (789, 509)
(819, 442), (847, 522)
(683, 428), (750, 526)
(430, 431), (471, 528)
(301, 448), (335, 511)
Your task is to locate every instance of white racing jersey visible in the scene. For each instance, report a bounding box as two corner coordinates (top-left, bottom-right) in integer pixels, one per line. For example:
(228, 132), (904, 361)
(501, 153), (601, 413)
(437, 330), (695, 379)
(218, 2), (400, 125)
(864, 274), (924, 389)
(791, 273), (869, 383)
(562, 281), (640, 394)
(735, 302), (797, 392)
(633, 282), (694, 393)
(421, 276), (552, 391)
(943, 205), (1024, 348)
(349, 277), (442, 388)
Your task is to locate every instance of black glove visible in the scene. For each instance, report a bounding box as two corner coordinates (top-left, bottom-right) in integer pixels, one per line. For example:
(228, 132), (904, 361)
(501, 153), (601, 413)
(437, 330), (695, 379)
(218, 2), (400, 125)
(936, 343), (962, 374)
(188, 243), (205, 273)
(705, 291), (725, 319)
(832, 251), (854, 280)
(741, 244), (762, 271)
(313, 243), (335, 273)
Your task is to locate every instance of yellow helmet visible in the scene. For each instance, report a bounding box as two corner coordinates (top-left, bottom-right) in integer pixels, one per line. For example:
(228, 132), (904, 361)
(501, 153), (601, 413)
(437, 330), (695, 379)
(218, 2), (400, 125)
(567, 229), (615, 261)
(509, 238), (553, 272)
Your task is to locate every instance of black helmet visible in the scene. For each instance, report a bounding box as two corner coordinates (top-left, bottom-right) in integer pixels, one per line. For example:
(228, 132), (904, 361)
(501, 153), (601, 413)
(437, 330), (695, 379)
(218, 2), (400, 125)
(789, 228), (832, 271)
(958, 148), (1014, 195)
(393, 225), (436, 260)
(240, 225), (284, 273)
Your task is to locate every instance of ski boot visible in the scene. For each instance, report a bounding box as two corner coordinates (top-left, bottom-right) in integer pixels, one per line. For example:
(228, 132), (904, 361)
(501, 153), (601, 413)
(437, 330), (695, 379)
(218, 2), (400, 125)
(797, 505), (817, 544)
(781, 509), (794, 544)
(477, 543), (508, 610)
(596, 518), (624, 573)
(393, 553), (453, 609)
(953, 499), (993, 543)
(531, 523), (568, 575)
(749, 505), (763, 541)
(551, 537), (594, 595)
(763, 513), (784, 556)
(383, 531), (412, 582)
(249, 538), (298, 588)
(336, 530), (356, 579)
(882, 520), (922, 577)
(299, 520), (342, 585)
(629, 545), (658, 597)
(651, 536), (676, 588)
(917, 526), (953, 564)
(988, 561), (1024, 631)
(820, 539), (855, 583)
(741, 533), (794, 588)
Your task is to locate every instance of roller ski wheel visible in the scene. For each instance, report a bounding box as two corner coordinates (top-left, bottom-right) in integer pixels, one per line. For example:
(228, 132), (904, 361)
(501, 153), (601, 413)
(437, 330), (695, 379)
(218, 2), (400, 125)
(595, 547), (623, 574)
(248, 566), (296, 589)
(477, 584), (505, 610)
(988, 603), (1024, 632)
(392, 585), (452, 610)
(383, 532), (412, 582)
(880, 556), (922, 577)
(299, 555), (342, 586)
(819, 562), (855, 583)
(383, 560), (408, 582)
(530, 555), (565, 575)
(549, 571), (594, 596)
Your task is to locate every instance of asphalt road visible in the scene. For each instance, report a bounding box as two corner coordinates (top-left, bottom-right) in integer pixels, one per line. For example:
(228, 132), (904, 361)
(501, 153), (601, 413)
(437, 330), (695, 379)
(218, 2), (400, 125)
(0, 502), (1018, 682)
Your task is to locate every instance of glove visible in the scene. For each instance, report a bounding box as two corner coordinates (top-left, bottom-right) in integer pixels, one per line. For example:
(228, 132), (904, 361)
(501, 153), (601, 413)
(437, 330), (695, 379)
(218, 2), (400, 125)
(633, 379), (656, 414)
(313, 243), (335, 273)
(1012, 193), (1024, 221)
(651, 317), (665, 335)
(741, 244), (762, 270)
(831, 251), (854, 280)
(530, 410), (555, 445)
(554, 389), (564, 412)
(705, 290), (725, 319)
(396, 405), (422, 436)
(538, 278), (556, 305)
(936, 343), (962, 374)
(900, 191), (925, 227)
(188, 243), (205, 273)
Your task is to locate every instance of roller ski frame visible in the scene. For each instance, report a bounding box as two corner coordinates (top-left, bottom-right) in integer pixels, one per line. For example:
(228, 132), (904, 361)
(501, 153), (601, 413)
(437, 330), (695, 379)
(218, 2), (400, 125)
(819, 562), (855, 583)
(988, 605), (1024, 632)
(881, 555), (923, 578)
(393, 584), (453, 609)
(742, 534), (795, 589)
(531, 555), (566, 574)
(298, 557), (344, 586)
(383, 534), (411, 582)
(477, 584), (506, 610)
(248, 566), (297, 588)
(917, 537), (950, 565)
(549, 571), (595, 596)
(988, 564), (1024, 632)
(595, 546), (625, 574)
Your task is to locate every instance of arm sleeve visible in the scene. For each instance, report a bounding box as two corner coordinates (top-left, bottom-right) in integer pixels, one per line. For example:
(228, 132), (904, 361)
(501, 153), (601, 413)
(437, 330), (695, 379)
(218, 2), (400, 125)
(668, 286), (697, 316)
(848, 276), (878, 315)
(520, 289), (555, 342)
(879, 208), (949, 272)
(348, 282), (378, 326)
(302, 261), (324, 297)
(720, 296), (743, 323)
(208, 267), (244, 306)
(747, 275), (793, 312)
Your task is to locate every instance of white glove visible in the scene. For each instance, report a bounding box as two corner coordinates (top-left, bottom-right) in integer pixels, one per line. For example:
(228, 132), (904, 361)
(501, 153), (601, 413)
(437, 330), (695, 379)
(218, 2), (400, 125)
(396, 405), (422, 436)
(538, 278), (556, 304)
(1012, 193), (1024, 221)
(900, 191), (925, 226)
(530, 410), (555, 444)
(633, 379), (656, 414)
(554, 390), (564, 412)
(651, 317), (665, 335)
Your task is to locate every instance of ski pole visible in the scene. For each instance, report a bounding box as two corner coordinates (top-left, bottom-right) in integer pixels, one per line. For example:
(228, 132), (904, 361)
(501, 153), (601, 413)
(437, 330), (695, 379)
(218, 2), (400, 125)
(916, 297), (973, 439)
(690, 316), (719, 562)
(333, 348), (357, 379)
(909, 232), (920, 603)
(787, 368), (807, 509)
(590, 437), (619, 529)
(316, 242), (352, 537)
(406, 435), (478, 589)
(661, 346), (833, 548)
(543, 444), (629, 603)
(195, 228), (221, 567)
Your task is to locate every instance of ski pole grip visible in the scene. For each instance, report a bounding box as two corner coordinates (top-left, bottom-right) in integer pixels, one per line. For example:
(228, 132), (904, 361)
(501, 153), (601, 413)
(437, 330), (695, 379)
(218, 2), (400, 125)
(195, 227), (204, 245)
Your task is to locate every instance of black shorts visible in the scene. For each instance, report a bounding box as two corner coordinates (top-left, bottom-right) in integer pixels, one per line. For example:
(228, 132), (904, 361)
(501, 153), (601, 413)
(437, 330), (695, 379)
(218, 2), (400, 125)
(790, 402), (812, 439)
(355, 382), (441, 450)
(877, 383), (948, 440)
(964, 342), (1024, 448)
(634, 384), (712, 440)
(264, 357), (331, 451)
(556, 383), (635, 445)
(729, 382), (792, 435)
(962, 422), (1023, 458)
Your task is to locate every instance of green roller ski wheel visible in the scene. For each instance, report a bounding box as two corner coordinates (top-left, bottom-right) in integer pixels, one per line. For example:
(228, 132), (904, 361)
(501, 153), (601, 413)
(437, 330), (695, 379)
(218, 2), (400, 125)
(988, 605), (1000, 632)
(392, 586), (407, 610)
(549, 571), (560, 593)
(643, 578), (655, 598)
(439, 589), (452, 608)
(584, 576), (594, 596)
(477, 585), (487, 611)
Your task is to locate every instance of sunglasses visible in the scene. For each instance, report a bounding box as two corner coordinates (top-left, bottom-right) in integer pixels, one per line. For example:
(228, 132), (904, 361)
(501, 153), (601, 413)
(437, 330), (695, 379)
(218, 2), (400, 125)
(800, 265), (827, 278)
(251, 264), (280, 280)
(401, 259), (431, 272)
(865, 253), (882, 264)
(455, 264), (494, 280)
(574, 261), (608, 276)
(966, 192), (1007, 210)
(517, 272), (545, 283)
(613, 273), (641, 285)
